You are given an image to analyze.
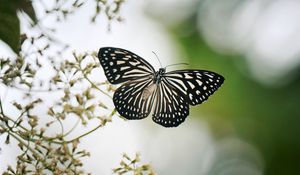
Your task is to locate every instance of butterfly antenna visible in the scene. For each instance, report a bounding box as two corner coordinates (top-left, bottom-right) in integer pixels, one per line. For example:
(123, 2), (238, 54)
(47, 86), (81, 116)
(152, 51), (163, 68)
(165, 63), (189, 68)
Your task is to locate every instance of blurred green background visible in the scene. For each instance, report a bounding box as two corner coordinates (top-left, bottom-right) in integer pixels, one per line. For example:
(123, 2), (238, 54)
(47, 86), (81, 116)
(145, 0), (300, 174)
(1, 0), (300, 174)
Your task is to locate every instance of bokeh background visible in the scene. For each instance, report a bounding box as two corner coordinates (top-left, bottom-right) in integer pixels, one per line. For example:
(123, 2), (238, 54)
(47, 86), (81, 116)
(1, 0), (300, 174)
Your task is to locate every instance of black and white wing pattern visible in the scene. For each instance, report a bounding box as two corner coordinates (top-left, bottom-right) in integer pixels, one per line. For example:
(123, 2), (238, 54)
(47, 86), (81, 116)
(98, 47), (225, 128)
(98, 47), (155, 84)
(113, 77), (157, 120)
(163, 70), (224, 106)
(153, 80), (189, 127)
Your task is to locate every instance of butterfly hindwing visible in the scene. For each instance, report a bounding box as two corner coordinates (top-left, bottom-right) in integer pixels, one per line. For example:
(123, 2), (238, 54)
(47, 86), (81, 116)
(98, 47), (225, 127)
(113, 77), (157, 120)
(163, 70), (224, 106)
(152, 79), (189, 127)
(98, 47), (155, 84)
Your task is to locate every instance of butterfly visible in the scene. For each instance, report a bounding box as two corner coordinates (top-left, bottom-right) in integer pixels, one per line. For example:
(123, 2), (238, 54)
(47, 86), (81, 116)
(98, 47), (224, 127)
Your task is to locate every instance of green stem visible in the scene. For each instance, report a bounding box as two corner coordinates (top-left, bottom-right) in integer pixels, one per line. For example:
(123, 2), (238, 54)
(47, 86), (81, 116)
(77, 62), (112, 98)
(63, 118), (80, 137)
(0, 99), (3, 115)
(65, 109), (116, 143)
(11, 110), (27, 129)
(83, 73), (112, 98)
(8, 130), (42, 160)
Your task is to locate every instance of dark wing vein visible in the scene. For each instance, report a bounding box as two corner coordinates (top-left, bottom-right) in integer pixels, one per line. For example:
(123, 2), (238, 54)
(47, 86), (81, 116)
(152, 78), (189, 127)
(163, 70), (224, 105)
(113, 77), (157, 119)
(98, 47), (155, 84)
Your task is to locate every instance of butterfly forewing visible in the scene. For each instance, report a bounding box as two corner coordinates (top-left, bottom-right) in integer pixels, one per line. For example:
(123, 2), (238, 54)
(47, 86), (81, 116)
(163, 70), (224, 106)
(98, 47), (225, 127)
(152, 79), (189, 127)
(113, 77), (157, 120)
(98, 47), (155, 84)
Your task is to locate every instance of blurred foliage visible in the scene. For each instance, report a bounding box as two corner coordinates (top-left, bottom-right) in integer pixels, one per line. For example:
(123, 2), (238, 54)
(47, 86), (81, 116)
(0, 0), (124, 53)
(113, 153), (156, 175)
(0, 0), (156, 174)
(0, 50), (116, 174)
(0, 0), (36, 53)
(166, 15), (300, 175)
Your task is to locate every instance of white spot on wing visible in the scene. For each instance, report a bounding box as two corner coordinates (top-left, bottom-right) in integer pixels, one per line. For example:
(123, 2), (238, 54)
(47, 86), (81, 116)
(187, 81), (195, 89)
(196, 80), (203, 86)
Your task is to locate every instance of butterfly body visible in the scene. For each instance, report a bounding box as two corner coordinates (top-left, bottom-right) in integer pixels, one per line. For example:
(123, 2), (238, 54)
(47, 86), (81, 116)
(98, 47), (224, 127)
(153, 68), (166, 84)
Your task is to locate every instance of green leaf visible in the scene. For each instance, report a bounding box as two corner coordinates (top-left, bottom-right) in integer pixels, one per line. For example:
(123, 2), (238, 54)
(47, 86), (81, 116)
(0, 0), (37, 53)
(0, 1), (20, 53)
(18, 0), (37, 23)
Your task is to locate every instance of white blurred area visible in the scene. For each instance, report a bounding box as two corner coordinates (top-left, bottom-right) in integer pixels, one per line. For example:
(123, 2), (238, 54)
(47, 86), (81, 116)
(148, 0), (300, 86)
(198, 0), (300, 85)
(0, 0), (265, 175)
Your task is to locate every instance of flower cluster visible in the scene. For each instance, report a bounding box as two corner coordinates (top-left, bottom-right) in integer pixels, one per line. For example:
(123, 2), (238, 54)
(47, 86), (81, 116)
(0, 0), (155, 174)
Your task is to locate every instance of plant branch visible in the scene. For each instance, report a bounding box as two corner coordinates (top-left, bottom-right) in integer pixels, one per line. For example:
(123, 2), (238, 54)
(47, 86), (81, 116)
(65, 108), (116, 143)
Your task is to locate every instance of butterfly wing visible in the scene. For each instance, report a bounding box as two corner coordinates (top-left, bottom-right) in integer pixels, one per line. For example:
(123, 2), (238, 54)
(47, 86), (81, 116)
(152, 79), (189, 127)
(98, 47), (155, 84)
(99, 47), (224, 127)
(163, 70), (224, 105)
(113, 77), (157, 119)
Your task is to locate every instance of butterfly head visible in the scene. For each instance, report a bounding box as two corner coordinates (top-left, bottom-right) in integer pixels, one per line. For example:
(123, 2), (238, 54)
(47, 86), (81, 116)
(158, 67), (166, 74)
(154, 68), (166, 84)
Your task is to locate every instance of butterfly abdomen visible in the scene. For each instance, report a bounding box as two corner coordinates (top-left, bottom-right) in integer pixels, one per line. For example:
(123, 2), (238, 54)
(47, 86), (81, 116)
(141, 83), (157, 100)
